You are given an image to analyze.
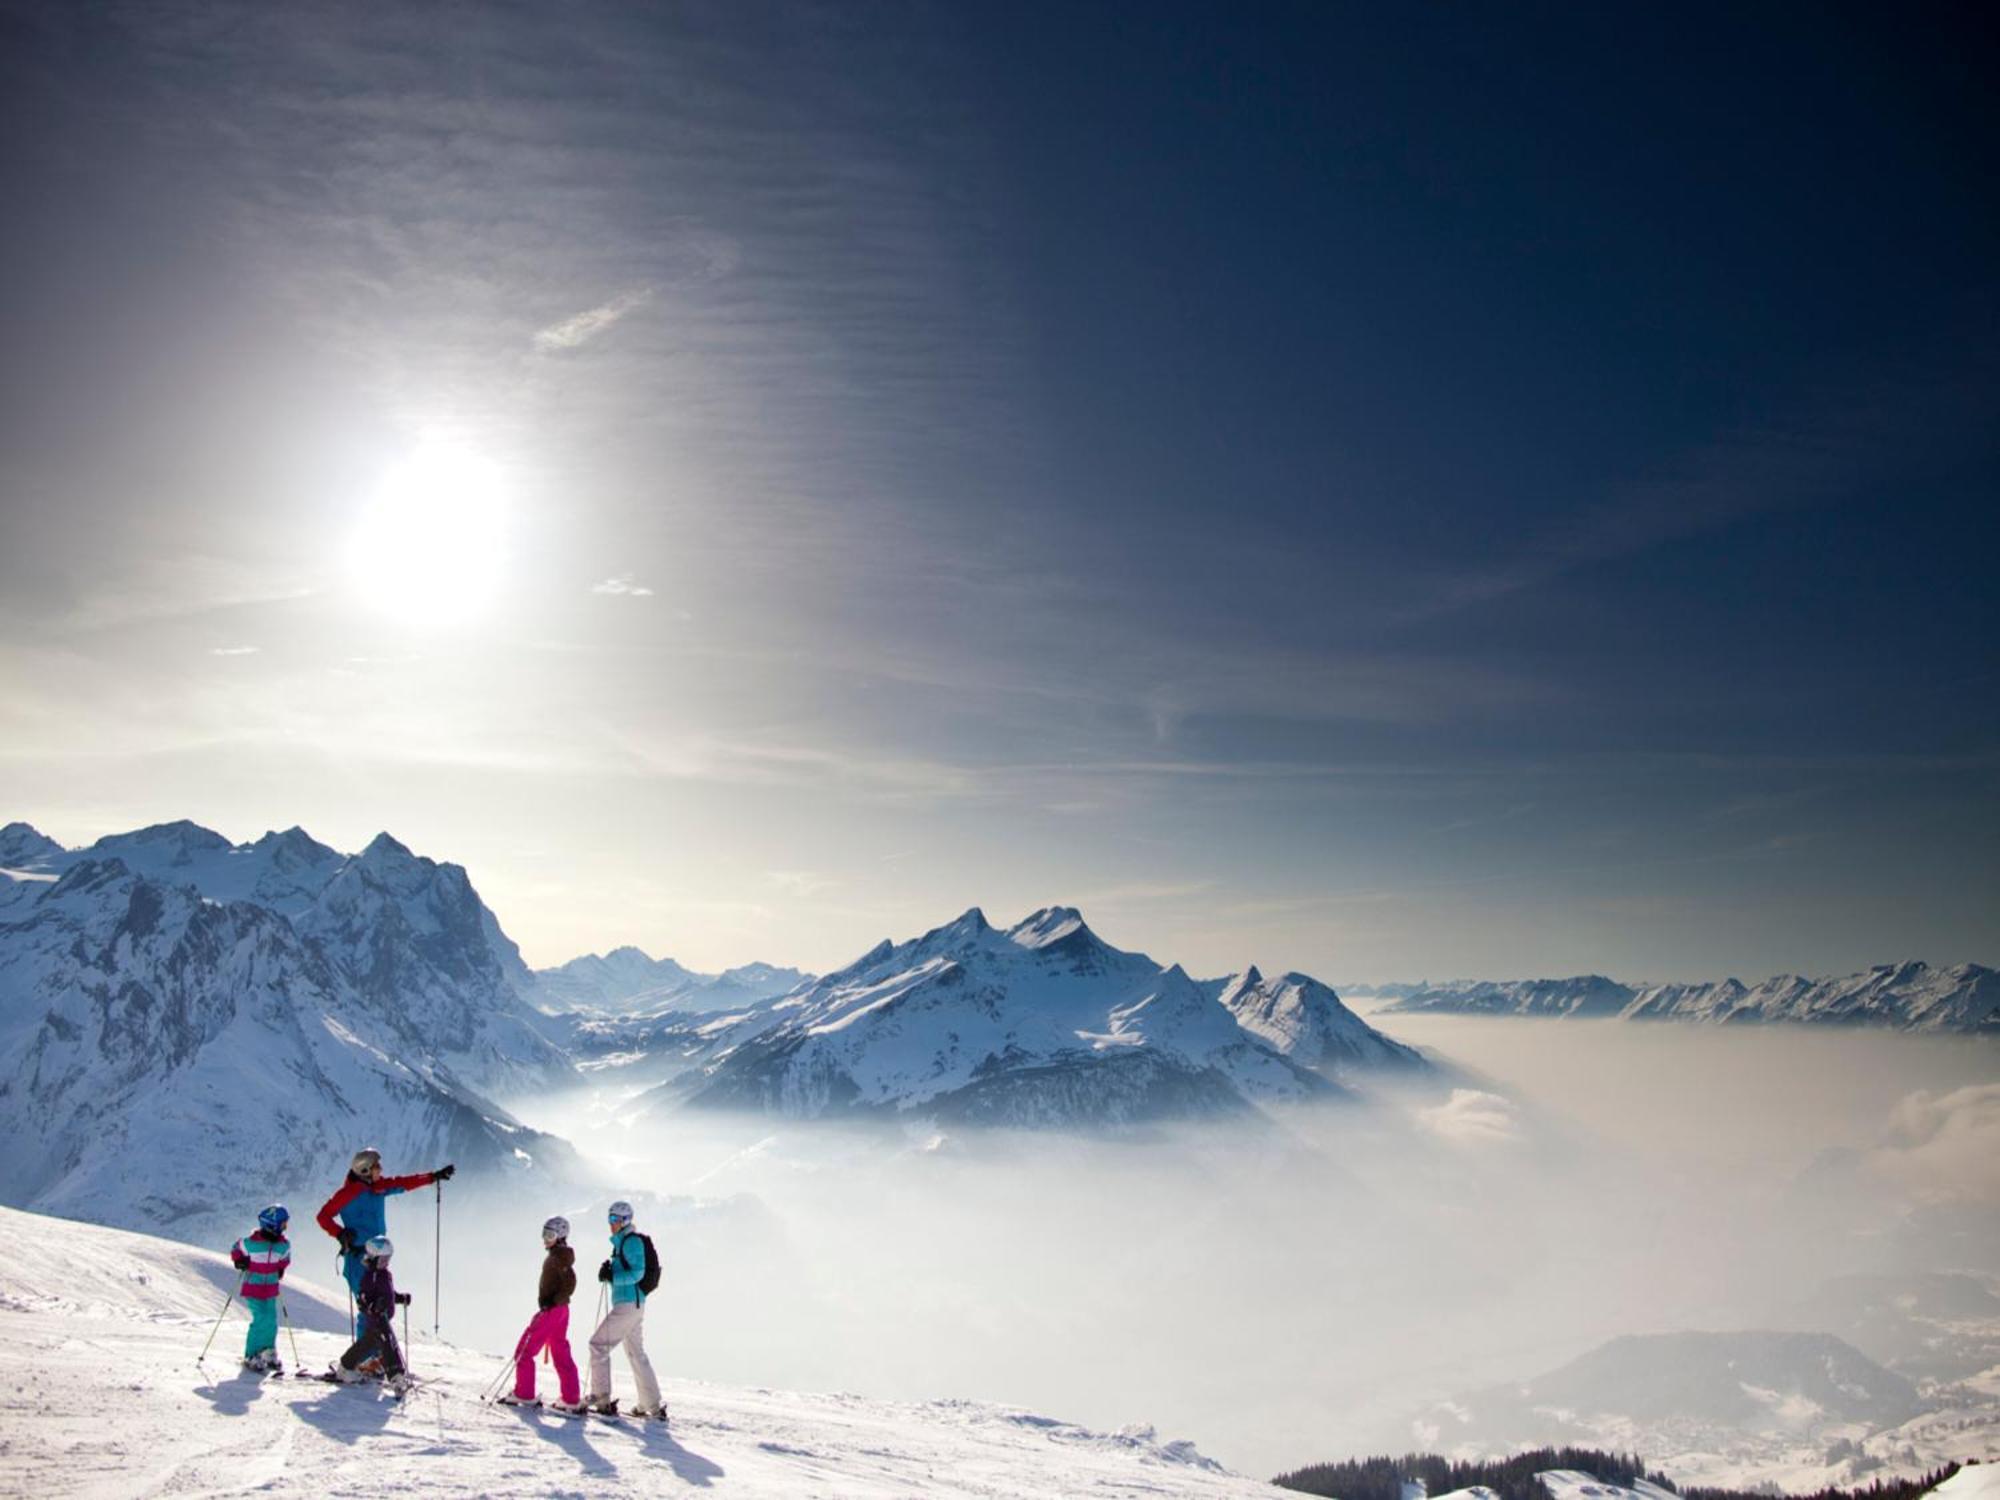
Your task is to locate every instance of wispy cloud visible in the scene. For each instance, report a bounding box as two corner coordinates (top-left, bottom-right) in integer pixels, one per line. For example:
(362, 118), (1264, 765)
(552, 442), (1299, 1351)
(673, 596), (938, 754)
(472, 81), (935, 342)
(534, 288), (654, 352)
(1415, 1089), (1523, 1147)
(209, 645), (260, 657)
(590, 575), (656, 598)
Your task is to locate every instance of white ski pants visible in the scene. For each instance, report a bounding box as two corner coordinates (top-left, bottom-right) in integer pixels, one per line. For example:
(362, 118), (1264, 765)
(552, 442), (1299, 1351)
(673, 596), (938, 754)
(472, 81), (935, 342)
(588, 1302), (662, 1408)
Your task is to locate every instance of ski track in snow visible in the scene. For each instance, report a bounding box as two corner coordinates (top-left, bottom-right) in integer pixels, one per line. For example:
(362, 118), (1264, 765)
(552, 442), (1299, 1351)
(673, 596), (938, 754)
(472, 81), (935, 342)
(0, 1206), (1279, 1499)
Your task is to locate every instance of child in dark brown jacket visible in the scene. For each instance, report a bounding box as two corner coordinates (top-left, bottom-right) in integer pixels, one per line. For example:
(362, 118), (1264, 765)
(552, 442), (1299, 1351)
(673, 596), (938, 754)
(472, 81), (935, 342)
(496, 1215), (581, 1412)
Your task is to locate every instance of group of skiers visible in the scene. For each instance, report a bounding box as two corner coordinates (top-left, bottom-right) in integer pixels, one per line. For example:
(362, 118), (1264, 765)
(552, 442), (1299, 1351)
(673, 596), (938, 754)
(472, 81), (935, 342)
(225, 1147), (666, 1421)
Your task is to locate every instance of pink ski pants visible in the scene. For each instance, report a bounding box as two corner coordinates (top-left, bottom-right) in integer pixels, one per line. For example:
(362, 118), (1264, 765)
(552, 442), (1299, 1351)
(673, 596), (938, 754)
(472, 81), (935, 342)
(514, 1304), (581, 1405)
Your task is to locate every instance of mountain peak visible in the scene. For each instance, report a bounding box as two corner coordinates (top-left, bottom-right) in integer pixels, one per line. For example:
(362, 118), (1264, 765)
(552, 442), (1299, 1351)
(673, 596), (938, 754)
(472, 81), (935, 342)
(100, 819), (231, 856)
(0, 821), (65, 867)
(359, 831), (415, 862)
(1006, 906), (1093, 950)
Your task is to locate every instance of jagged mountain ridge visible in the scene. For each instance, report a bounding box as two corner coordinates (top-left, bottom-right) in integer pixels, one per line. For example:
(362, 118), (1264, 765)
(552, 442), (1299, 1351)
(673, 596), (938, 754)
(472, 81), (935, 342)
(0, 821), (578, 1238)
(1379, 963), (1998, 1032)
(653, 904), (1429, 1125)
(0, 861), (575, 1238)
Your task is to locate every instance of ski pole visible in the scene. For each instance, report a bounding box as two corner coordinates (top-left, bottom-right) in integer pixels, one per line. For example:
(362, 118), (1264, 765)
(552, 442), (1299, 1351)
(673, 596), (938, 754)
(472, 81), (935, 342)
(404, 1297), (412, 1376)
(433, 1178), (442, 1337)
(196, 1283), (239, 1365)
(279, 1292), (302, 1370)
(481, 1320), (534, 1402)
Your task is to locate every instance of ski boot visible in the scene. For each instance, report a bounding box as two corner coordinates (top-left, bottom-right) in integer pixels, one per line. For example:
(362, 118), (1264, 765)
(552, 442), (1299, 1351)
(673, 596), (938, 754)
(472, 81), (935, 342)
(631, 1402), (670, 1424)
(494, 1392), (539, 1408)
(548, 1400), (587, 1418)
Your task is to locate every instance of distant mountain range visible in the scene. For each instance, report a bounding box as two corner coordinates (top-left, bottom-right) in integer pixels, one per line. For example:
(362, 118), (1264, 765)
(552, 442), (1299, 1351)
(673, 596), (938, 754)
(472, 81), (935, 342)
(1415, 1329), (1930, 1458)
(634, 905), (1431, 1126)
(534, 945), (810, 1015)
(1369, 963), (1997, 1032)
(0, 819), (1439, 1237)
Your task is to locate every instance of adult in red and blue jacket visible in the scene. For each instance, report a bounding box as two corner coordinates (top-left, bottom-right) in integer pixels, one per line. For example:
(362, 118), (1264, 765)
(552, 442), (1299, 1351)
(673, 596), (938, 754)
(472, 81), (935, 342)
(315, 1147), (453, 1335)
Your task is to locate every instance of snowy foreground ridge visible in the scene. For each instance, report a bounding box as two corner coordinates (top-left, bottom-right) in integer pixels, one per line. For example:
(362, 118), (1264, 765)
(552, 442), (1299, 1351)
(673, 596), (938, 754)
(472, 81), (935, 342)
(0, 1205), (1278, 1499)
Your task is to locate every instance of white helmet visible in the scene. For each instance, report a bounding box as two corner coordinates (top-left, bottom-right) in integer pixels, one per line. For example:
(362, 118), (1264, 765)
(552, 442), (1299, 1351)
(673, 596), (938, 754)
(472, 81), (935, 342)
(542, 1216), (570, 1241)
(363, 1235), (393, 1262)
(607, 1200), (634, 1227)
(351, 1147), (382, 1175)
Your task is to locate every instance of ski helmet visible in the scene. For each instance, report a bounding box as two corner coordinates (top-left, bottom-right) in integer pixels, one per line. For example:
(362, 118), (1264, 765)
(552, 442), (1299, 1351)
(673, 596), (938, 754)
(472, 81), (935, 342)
(257, 1204), (290, 1234)
(542, 1215), (570, 1241)
(363, 1235), (393, 1262)
(351, 1147), (382, 1176)
(607, 1200), (634, 1227)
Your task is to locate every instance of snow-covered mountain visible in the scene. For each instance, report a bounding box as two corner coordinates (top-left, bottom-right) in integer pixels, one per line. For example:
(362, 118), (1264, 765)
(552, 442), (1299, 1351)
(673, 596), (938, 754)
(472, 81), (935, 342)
(1414, 1331), (1938, 1478)
(1381, 963), (1998, 1032)
(1216, 967), (1435, 1072)
(0, 821), (578, 1240)
(0, 1202), (1275, 1499)
(536, 946), (810, 1016)
(654, 905), (1428, 1126)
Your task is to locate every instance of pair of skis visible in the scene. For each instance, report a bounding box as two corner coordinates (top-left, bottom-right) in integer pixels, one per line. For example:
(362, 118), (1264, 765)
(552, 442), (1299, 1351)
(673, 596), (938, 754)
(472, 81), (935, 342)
(490, 1394), (668, 1424)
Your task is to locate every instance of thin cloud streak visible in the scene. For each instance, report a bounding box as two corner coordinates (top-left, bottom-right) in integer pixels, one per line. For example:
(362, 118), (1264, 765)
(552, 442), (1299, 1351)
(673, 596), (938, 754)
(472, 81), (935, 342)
(534, 288), (653, 352)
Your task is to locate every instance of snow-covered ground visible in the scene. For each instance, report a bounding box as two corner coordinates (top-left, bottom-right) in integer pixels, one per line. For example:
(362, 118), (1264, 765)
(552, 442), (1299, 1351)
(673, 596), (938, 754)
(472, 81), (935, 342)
(0, 1205), (1281, 1498)
(1931, 1466), (2000, 1500)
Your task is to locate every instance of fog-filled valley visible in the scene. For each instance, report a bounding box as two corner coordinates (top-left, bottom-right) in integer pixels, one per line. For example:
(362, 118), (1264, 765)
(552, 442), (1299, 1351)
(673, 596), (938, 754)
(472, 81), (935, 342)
(456, 1016), (2000, 1478)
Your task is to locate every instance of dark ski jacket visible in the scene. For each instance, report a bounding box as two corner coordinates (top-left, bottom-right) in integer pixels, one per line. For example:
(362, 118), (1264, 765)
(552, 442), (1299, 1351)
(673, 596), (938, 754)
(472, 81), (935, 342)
(538, 1242), (576, 1310)
(356, 1262), (404, 1329)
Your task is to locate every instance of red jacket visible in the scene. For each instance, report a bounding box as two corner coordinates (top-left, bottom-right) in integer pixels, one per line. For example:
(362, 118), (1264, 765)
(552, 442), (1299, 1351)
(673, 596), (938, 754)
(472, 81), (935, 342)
(316, 1169), (438, 1244)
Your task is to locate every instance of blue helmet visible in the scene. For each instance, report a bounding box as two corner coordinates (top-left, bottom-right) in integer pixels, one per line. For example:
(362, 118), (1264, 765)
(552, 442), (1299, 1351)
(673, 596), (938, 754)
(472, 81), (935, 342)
(257, 1204), (289, 1234)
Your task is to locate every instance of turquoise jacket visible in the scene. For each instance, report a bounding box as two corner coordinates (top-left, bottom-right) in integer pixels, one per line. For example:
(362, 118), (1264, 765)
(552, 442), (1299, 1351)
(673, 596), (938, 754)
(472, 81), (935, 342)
(608, 1226), (647, 1307)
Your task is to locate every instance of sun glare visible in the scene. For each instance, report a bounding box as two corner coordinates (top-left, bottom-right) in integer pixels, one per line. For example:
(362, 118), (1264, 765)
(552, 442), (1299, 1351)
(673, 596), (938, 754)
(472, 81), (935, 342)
(348, 442), (508, 625)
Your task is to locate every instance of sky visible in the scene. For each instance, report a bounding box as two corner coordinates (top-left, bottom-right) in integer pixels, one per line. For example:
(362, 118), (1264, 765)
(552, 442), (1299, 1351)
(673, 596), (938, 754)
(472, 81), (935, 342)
(0, 2), (1994, 981)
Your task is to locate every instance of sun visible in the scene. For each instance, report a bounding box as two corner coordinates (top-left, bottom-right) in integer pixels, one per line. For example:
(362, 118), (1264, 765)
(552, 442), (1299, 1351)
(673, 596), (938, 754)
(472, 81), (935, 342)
(348, 442), (508, 625)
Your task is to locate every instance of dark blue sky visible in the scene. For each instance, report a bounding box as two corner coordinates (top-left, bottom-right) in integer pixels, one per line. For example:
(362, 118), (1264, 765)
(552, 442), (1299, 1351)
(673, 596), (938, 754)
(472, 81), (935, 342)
(0, 2), (1992, 976)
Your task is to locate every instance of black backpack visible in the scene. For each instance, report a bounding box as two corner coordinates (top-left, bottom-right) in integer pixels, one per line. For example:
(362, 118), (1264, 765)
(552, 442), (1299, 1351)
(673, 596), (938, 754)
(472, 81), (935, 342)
(636, 1232), (662, 1296)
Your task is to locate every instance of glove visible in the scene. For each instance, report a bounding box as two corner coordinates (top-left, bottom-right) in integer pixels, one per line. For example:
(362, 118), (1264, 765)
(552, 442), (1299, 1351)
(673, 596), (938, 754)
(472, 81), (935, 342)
(434, 1163), (456, 1182)
(337, 1228), (358, 1254)
(598, 1260), (612, 1283)
(230, 1250), (248, 1271)
(395, 1292), (412, 1306)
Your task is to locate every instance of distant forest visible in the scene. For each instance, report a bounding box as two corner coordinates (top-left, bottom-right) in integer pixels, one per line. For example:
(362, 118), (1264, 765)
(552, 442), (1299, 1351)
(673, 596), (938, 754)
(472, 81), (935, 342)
(1272, 1446), (1964, 1500)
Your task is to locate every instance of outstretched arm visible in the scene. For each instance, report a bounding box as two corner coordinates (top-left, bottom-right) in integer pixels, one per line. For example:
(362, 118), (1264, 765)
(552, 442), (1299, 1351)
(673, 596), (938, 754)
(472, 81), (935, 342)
(372, 1163), (454, 1197)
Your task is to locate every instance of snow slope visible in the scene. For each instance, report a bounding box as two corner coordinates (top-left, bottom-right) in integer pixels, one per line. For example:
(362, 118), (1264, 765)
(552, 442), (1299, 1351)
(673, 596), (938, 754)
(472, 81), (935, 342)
(1536, 1472), (1683, 1500)
(0, 1204), (1280, 1499)
(1930, 1467), (2000, 1500)
(1380, 964), (1999, 1032)
(658, 906), (1428, 1126)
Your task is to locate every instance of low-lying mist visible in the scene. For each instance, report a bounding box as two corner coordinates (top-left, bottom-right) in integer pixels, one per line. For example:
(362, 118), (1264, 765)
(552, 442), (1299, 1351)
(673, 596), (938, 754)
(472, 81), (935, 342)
(413, 1019), (2000, 1477)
